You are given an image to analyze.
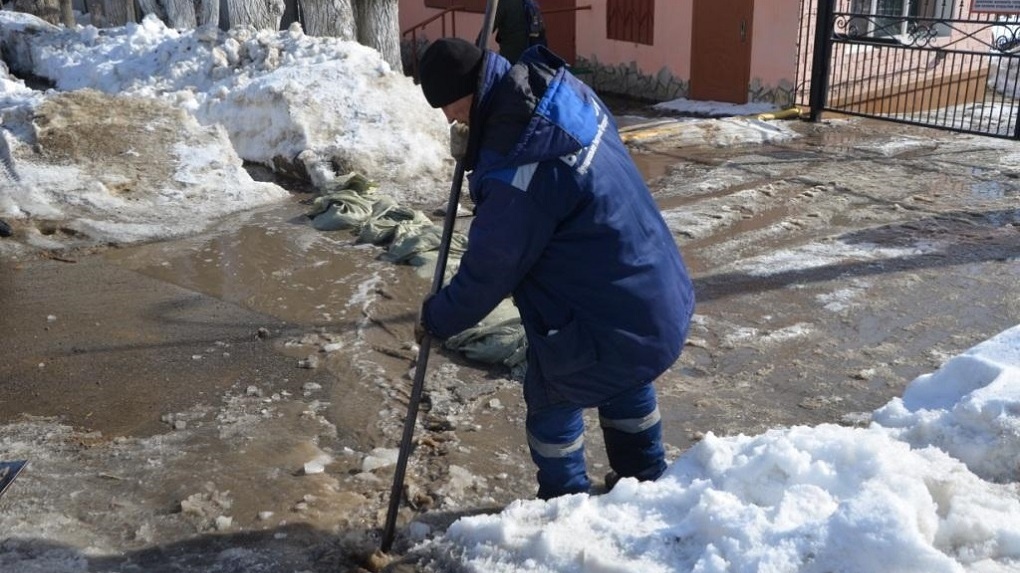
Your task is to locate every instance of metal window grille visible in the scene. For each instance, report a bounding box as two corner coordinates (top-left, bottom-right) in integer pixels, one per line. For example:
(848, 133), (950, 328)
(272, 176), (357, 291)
(797, 0), (1020, 139)
(606, 0), (654, 45)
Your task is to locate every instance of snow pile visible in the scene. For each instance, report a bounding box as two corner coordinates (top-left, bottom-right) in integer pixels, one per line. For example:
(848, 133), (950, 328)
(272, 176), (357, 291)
(413, 325), (1020, 572)
(1, 88), (288, 249)
(0, 13), (450, 189)
(873, 329), (1020, 483)
(653, 97), (779, 117)
(0, 11), (452, 250)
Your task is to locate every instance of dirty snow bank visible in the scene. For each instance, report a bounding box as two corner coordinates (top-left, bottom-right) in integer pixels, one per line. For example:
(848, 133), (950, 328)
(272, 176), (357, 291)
(0, 87), (288, 251)
(0, 12), (450, 191)
(411, 324), (1020, 573)
(0, 11), (451, 251)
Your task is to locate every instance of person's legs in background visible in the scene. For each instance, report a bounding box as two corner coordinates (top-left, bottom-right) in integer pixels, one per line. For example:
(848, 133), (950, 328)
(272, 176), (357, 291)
(599, 382), (667, 485)
(525, 402), (590, 499)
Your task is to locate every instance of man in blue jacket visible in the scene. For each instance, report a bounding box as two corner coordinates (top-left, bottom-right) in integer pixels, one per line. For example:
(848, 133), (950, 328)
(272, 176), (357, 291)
(416, 38), (695, 499)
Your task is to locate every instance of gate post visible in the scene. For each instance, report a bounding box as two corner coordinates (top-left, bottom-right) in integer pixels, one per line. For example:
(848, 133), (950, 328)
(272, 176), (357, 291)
(809, 0), (836, 121)
(1015, 96), (1020, 139)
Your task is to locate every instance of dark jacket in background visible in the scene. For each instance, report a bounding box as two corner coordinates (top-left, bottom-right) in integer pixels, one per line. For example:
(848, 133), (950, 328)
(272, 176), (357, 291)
(492, 0), (531, 64)
(423, 46), (695, 409)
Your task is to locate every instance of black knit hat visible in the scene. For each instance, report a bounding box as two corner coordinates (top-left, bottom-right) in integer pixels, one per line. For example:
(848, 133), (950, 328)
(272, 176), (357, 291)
(418, 37), (483, 108)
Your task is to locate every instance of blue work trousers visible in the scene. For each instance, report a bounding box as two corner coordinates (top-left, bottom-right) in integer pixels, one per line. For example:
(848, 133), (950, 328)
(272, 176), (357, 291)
(525, 381), (666, 499)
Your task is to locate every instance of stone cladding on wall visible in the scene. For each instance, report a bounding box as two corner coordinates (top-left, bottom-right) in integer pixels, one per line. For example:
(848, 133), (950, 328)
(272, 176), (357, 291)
(575, 56), (796, 108)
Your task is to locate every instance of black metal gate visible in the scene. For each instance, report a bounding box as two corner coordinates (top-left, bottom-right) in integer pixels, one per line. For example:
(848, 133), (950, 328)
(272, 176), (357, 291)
(795, 0), (1020, 139)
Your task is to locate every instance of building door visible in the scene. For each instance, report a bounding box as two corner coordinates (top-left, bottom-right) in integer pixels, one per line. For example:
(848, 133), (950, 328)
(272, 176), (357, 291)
(690, 0), (754, 103)
(541, 0), (577, 65)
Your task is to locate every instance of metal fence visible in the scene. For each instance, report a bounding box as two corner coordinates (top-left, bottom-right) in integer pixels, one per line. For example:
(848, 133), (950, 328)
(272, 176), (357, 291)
(796, 0), (1020, 139)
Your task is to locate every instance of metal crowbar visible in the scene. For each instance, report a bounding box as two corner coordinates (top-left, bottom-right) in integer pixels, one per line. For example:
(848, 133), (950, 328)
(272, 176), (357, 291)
(378, 0), (501, 555)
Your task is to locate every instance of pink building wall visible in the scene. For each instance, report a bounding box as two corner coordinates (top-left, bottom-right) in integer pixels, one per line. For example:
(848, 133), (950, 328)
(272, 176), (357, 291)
(751, 1), (801, 99)
(574, 1), (693, 79)
(399, 3), (484, 47)
(398, 0), (802, 105)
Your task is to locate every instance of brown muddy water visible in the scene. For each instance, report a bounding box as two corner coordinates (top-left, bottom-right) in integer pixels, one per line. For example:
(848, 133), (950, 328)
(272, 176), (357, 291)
(58, 115), (1020, 452)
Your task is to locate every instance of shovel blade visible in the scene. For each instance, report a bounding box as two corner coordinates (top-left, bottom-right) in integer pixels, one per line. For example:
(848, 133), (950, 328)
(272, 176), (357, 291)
(0, 460), (28, 499)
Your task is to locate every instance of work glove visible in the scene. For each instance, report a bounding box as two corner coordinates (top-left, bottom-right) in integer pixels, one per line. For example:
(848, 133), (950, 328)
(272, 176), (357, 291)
(449, 121), (470, 161)
(415, 295), (433, 344)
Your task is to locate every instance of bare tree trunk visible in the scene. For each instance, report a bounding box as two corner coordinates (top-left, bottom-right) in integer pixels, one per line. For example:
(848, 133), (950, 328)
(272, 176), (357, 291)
(354, 0), (400, 70)
(87, 0), (136, 26)
(225, 0), (285, 30)
(164, 0), (197, 28)
(298, 0), (354, 40)
(59, 0), (74, 26)
(136, 0), (167, 23)
(112, 0), (137, 24)
(195, 0), (219, 28)
(13, 0), (62, 24)
(86, 0), (108, 26)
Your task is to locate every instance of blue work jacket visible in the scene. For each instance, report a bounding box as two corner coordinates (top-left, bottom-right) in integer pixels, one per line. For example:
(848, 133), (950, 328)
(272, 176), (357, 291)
(423, 46), (695, 407)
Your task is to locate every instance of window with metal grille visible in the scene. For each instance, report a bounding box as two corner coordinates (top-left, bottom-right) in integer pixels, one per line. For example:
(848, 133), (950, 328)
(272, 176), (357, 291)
(607, 0), (654, 45)
(848, 0), (954, 39)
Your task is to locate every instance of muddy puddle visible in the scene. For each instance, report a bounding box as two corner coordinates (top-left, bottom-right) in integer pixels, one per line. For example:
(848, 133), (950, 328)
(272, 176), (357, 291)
(105, 198), (400, 326)
(94, 120), (1018, 454)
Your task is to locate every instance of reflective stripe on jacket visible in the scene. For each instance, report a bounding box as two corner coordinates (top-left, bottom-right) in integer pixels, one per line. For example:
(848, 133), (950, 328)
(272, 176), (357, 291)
(424, 46), (695, 407)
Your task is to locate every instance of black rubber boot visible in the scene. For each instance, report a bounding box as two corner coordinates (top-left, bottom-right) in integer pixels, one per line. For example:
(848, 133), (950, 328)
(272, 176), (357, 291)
(604, 471), (621, 492)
